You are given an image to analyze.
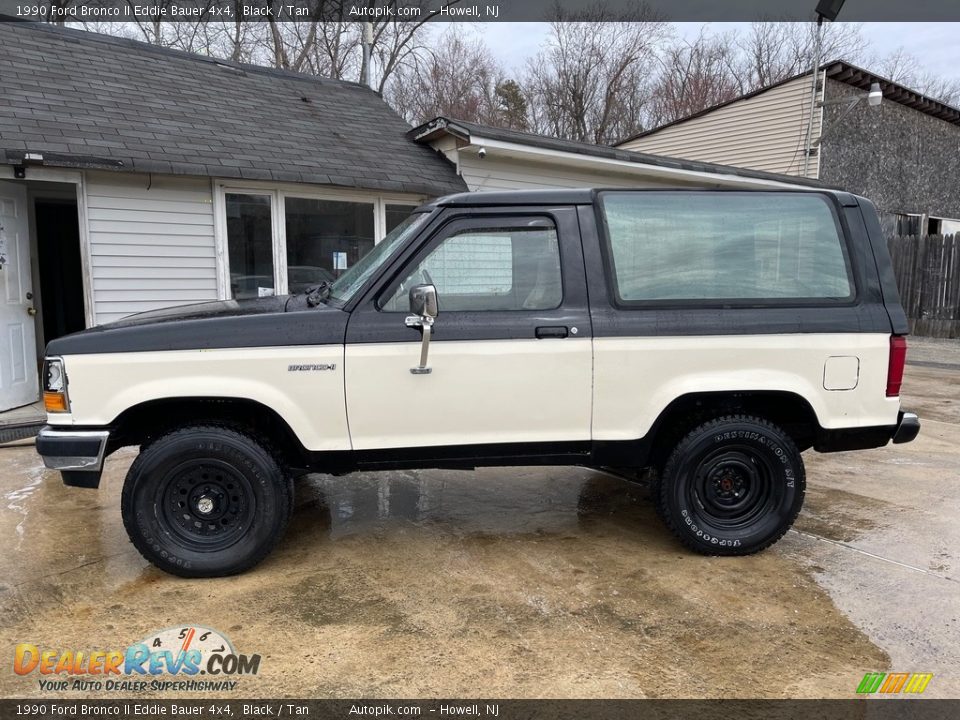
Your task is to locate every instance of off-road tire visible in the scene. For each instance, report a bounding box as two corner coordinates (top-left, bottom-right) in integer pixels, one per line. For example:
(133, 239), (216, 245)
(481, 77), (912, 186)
(655, 415), (805, 555)
(121, 425), (293, 577)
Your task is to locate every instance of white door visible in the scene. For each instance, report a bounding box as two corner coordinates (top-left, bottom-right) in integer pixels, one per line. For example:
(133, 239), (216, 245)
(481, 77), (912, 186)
(0, 181), (39, 412)
(344, 209), (593, 451)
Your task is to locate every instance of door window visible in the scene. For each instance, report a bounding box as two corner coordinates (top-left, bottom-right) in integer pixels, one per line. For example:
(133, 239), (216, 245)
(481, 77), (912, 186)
(381, 221), (562, 312)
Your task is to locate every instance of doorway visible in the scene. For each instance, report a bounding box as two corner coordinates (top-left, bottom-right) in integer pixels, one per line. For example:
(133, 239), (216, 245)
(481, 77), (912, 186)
(0, 178), (85, 414)
(33, 198), (85, 345)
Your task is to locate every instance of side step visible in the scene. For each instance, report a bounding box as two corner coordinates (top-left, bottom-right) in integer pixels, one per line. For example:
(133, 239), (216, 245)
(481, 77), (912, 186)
(0, 422), (44, 445)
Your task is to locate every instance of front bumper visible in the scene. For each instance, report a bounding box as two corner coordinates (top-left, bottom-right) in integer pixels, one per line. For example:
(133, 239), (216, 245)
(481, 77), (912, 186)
(892, 411), (921, 444)
(35, 426), (109, 488)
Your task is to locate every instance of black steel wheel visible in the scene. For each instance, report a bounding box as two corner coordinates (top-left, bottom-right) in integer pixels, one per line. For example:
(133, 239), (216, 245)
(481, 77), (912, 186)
(655, 415), (805, 555)
(121, 426), (293, 577)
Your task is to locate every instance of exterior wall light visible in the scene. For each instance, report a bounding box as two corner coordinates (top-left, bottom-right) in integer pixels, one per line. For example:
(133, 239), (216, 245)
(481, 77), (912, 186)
(810, 82), (883, 150)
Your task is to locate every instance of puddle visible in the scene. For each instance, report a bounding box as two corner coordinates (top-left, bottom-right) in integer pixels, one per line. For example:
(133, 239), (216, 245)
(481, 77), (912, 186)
(3, 463), (44, 547)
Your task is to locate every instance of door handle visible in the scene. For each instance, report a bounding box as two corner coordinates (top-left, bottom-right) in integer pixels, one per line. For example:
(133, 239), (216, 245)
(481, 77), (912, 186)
(27, 307), (37, 316)
(535, 326), (568, 339)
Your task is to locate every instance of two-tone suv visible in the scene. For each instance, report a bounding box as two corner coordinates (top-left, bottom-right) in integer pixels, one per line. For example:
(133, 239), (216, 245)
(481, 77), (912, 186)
(36, 189), (919, 576)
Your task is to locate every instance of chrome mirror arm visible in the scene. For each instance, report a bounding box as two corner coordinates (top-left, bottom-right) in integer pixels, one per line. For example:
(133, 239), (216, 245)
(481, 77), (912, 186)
(405, 315), (434, 374)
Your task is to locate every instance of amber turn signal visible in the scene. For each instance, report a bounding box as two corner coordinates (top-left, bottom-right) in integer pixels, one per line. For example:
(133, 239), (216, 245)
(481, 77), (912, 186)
(44, 391), (68, 413)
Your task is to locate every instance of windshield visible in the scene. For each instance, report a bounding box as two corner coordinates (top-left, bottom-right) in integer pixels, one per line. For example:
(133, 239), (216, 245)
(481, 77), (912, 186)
(326, 211), (431, 305)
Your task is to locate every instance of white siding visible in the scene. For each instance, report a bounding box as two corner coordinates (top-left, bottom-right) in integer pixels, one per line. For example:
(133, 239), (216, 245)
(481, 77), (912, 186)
(85, 171), (217, 324)
(454, 154), (708, 192)
(618, 75), (823, 179)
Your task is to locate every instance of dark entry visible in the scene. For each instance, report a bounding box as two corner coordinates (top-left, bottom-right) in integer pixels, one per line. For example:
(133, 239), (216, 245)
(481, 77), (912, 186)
(35, 199), (85, 344)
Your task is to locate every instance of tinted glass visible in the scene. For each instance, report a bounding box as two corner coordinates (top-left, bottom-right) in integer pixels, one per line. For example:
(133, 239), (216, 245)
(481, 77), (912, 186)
(285, 198), (375, 292)
(226, 194), (274, 300)
(600, 192), (853, 303)
(382, 223), (562, 312)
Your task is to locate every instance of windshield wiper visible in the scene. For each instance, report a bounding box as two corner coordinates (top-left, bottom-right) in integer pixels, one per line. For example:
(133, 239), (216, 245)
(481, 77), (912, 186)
(305, 281), (332, 307)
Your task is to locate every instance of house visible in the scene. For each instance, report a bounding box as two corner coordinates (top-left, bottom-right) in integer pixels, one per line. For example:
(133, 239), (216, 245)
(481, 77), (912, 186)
(0, 19), (464, 414)
(409, 117), (827, 193)
(617, 60), (960, 237)
(0, 20), (821, 417)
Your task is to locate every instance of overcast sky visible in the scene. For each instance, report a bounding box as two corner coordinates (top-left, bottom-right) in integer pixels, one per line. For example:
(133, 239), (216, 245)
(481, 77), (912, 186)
(462, 22), (960, 83)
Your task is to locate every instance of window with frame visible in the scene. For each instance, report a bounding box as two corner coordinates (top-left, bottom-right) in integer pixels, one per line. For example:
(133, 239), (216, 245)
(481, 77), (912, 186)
(226, 193), (274, 300)
(284, 197), (375, 293)
(381, 221), (562, 312)
(600, 192), (854, 304)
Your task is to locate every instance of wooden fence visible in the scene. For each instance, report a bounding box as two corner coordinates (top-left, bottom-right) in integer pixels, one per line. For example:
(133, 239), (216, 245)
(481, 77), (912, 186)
(887, 234), (960, 338)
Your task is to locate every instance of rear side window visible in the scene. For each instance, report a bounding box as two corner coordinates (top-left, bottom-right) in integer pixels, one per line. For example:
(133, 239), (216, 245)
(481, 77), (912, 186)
(599, 192), (854, 304)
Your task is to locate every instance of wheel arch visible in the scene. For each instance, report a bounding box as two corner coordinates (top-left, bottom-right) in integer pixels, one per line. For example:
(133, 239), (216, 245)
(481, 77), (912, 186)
(106, 396), (311, 469)
(646, 390), (822, 466)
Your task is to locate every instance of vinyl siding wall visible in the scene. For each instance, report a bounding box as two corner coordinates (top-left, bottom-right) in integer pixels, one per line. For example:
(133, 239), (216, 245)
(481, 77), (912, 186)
(618, 75), (823, 179)
(84, 171), (218, 325)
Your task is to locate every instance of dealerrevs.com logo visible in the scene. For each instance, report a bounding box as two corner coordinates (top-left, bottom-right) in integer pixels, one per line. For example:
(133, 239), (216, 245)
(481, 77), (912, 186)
(13, 626), (260, 693)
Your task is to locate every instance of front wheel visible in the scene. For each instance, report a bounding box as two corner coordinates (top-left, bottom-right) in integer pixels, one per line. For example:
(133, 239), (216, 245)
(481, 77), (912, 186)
(121, 425), (293, 577)
(655, 415), (805, 555)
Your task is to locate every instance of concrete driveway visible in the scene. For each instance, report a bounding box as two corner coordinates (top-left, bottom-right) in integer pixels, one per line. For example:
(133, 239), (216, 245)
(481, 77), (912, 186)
(0, 359), (957, 699)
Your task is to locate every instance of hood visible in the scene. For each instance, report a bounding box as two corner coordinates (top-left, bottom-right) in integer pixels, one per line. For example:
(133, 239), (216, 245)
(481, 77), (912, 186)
(100, 295), (293, 329)
(45, 294), (348, 356)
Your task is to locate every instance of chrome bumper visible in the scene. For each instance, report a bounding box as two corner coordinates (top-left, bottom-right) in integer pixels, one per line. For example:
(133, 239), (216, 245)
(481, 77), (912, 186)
(36, 426), (109, 478)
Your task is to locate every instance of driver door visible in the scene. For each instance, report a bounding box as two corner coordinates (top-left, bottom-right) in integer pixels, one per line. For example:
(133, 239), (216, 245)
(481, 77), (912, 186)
(344, 207), (592, 452)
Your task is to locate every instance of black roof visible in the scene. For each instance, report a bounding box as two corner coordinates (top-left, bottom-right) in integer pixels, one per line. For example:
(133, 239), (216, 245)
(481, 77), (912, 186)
(411, 117), (829, 189)
(0, 20), (466, 196)
(619, 59), (960, 146)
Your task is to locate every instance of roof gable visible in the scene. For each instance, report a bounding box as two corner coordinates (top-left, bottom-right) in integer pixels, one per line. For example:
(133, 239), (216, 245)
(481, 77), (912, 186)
(618, 59), (960, 146)
(0, 20), (465, 196)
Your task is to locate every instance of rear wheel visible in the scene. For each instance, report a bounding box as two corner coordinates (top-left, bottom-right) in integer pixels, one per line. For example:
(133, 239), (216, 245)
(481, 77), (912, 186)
(655, 415), (805, 555)
(121, 425), (293, 577)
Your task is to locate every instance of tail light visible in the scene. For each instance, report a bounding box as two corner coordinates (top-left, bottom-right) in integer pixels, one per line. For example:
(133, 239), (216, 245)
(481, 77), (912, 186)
(886, 335), (907, 397)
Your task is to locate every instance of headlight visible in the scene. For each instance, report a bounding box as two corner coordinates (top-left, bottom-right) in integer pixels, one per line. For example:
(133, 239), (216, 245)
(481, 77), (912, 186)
(43, 358), (69, 413)
(45, 360), (64, 392)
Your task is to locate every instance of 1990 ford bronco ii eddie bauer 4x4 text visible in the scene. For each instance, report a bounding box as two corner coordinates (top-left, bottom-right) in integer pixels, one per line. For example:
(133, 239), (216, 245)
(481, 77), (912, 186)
(36, 189), (919, 576)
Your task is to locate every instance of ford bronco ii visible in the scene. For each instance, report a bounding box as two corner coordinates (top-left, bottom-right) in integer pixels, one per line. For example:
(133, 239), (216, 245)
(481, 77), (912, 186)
(36, 189), (919, 576)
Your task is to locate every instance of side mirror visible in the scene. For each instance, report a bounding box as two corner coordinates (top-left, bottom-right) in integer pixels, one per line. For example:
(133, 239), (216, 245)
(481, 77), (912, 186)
(409, 283), (439, 319)
(406, 284), (438, 375)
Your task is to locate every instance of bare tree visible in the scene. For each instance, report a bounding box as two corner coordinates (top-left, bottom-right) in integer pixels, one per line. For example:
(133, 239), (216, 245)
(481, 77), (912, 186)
(648, 30), (741, 126)
(873, 47), (960, 105)
(385, 29), (523, 128)
(734, 21), (867, 92)
(523, 1), (669, 144)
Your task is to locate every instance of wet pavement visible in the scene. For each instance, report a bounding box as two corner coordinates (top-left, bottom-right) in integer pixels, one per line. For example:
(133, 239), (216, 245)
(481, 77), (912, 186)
(0, 363), (957, 699)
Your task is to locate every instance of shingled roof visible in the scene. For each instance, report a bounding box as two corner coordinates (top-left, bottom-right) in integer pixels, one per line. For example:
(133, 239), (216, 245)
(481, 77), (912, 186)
(0, 20), (466, 197)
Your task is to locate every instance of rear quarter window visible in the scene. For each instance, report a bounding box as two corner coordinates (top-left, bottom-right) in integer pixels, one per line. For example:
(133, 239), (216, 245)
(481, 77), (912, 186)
(598, 192), (855, 305)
